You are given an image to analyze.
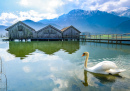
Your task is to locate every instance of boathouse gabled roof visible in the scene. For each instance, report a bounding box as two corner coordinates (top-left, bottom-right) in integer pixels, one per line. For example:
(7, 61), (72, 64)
(37, 25), (62, 33)
(5, 21), (35, 31)
(61, 25), (81, 33)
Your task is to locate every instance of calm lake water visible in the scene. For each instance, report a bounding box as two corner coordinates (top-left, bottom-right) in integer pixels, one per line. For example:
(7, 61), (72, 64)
(0, 39), (130, 91)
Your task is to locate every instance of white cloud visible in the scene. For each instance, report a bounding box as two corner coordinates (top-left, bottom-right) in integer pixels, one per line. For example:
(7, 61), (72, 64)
(19, 0), (64, 13)
(23, 66), (31, 73)
(0, 0), (66, 25)
(110, 7), (128, 12)
(68, 0), (73, 1)
(0, 41), (16, 61)
(97, 0), (129, 12)
(0, 10), (59, 25)
(19, 0), (28, 6)
(81, 0), (129, 12)
(0, 13), (18, 25)
(22, 52), (62, 63)
(19, 10), (59, 21)
(0, 0), (129, 25)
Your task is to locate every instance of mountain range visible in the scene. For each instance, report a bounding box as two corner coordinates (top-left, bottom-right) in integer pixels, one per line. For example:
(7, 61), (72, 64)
(39, 9), (130, 34)
(111, 9), (130, 18)
(23, 20), (62, 30)
(0, 9), (130, 35)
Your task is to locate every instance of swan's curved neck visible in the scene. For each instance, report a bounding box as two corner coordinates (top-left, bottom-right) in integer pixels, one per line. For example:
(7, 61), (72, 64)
(84, 53), (89, 68)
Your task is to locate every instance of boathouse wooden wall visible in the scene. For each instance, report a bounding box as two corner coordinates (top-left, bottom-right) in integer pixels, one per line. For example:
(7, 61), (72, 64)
(37, 25), (62, 38)
(6, 21), (36, 39)
(62, 26), (81, 38)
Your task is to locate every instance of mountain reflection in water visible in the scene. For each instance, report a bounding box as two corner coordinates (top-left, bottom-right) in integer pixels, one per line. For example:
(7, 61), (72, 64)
(7, 41), (80, 59)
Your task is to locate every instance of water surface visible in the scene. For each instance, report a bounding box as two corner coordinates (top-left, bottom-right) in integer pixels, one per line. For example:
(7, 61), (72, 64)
(0, 40), (130, 91)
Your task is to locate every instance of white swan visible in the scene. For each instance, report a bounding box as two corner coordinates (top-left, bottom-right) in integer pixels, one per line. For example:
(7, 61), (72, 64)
(82, 52), (126, 75)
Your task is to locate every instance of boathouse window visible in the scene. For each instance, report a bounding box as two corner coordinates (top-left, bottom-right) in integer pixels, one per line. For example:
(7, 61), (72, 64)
(18, 25), (23, 31)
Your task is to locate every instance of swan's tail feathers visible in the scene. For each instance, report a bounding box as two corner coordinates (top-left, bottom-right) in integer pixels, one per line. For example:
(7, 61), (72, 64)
(115, 69), (126, 75)
(118, 69), (126, 73)
(108, 69), (126, 75)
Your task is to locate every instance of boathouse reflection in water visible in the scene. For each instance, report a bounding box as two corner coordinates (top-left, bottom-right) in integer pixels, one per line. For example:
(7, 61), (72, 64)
(7, 41), (80, 59)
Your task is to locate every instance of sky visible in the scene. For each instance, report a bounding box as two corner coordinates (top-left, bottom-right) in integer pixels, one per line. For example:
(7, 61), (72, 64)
(0, 0), (130, 26)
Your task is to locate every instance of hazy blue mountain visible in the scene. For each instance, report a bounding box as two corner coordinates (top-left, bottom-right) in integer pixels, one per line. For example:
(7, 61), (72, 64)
(0, 25), (8, 35)
(111, 9), (130, 18)
(39, 9), (130, 34)
(23, 19), (61, 30)
(115, 20), (130, 33)
(23, 20), (46, 30)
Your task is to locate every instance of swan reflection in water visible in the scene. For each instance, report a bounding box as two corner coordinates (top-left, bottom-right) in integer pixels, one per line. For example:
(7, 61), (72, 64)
(82, 70), (123, 87)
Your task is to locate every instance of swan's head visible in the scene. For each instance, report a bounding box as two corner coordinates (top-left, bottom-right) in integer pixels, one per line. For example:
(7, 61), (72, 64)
(82, 52), (89, 57)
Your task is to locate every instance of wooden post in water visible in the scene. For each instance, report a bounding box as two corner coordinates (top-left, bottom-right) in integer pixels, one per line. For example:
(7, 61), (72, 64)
(99, 35), (101, 42)
(94, 35), (95, 42)
(85, 35), (87, 42)
(116, 34), (117, 43)
(108, 34), (109, 43)
(0, 57), (2, 73)
(111, 34), (114, 43)
(96, 35), (97, 42)
(82, 35), (83, 41)
(120, 35), (122, 43)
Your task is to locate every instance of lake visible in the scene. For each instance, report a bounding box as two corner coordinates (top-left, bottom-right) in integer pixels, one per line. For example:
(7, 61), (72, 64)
(0, 40), (130, 91)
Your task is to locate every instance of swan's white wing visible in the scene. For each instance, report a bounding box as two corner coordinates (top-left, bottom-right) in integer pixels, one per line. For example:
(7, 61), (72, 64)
(89, 61), (117, 72)
(87, 61), (125, 75)
(101, 61), (117, 71)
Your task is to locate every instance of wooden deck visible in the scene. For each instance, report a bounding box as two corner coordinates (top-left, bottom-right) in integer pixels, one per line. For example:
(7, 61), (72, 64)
(80, 33), (130, 44)
(80, 38), (130, 43)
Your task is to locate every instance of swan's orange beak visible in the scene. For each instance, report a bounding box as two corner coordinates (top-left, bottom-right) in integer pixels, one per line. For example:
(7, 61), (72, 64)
(82, 53), (85, 57)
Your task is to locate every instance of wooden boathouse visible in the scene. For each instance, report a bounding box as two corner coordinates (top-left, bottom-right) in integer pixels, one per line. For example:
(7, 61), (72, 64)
(5, 21), (36, 41)
(5, 21), (81, 41)
(36, 25), (62, 41)
(61, 25), (81, 41)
